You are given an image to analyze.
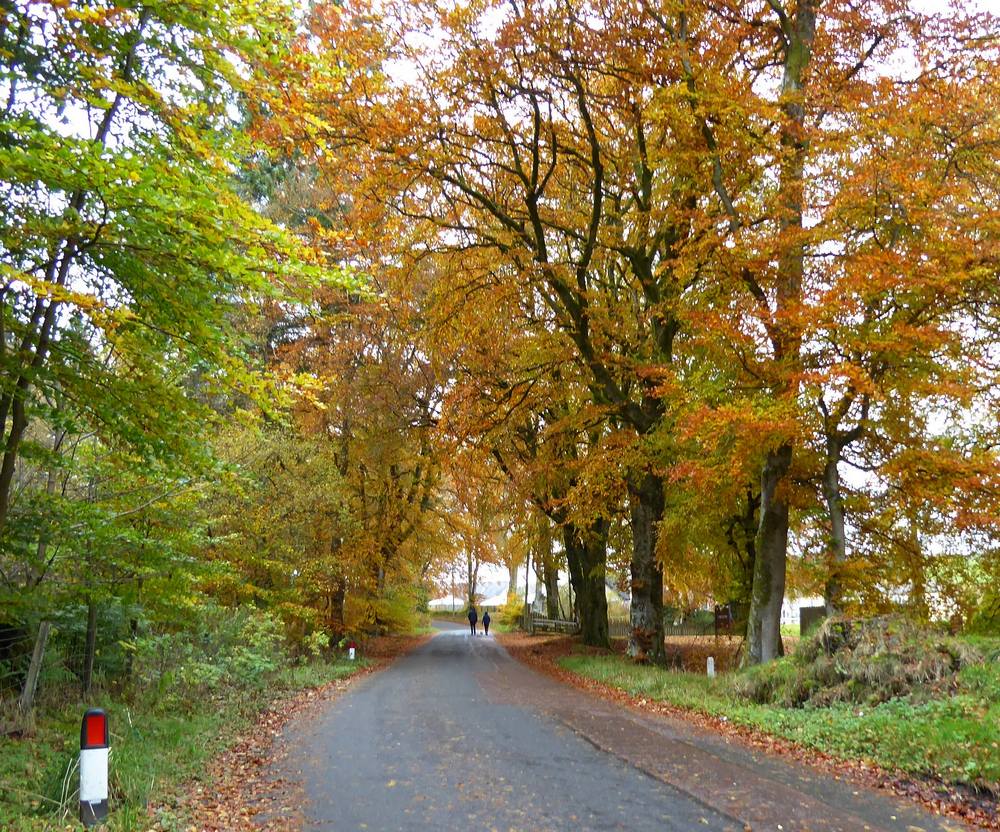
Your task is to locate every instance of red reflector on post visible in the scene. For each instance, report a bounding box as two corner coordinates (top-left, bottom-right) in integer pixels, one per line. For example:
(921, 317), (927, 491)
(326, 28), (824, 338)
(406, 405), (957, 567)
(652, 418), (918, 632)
(81, 709), (108, 749)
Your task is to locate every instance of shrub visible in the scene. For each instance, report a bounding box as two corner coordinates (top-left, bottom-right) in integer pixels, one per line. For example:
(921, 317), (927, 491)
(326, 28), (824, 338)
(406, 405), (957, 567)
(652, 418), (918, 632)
(345, 586), (422, 636)
(131, 606), (286, 709)
(497, 592), (526, 628)
(968, 590), (1000, 635)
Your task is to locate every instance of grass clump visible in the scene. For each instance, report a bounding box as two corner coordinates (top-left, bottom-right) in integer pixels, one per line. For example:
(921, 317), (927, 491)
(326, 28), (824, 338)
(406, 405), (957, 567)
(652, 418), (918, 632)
(736, 616), (982, 708)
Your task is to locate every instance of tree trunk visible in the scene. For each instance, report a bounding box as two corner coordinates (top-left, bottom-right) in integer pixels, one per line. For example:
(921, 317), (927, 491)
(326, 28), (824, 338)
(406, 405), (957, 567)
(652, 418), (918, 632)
(82, 600), (98, 698)
(330, 577), (347, 636)
(907, 523), (929, 621)
(32, 429), (66, 584)
(522, 549), (531, 630)
(535, 519), (560, 619)
(466, 552), (479, 605)
(744, 0), (815, 667)
(544, 564), (560, 620)
(125, 612), (139, 681)
(563, 519), (609, 648)
(0, 16), (150, 536)
(18, 621), (51, 715)
(745, 444), (792, 666)
(822, 447), (847, 616)
(725, 485), (758, 615)
(627, 471), (665, 663)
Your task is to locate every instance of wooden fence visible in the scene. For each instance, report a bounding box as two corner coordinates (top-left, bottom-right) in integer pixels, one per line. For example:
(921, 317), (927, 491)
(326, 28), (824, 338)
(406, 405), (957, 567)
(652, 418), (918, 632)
(527, 609), (739, 639)
(608, 614), (726, 640)
(608, 617), (630, 639)
(528, 613), (579, 634)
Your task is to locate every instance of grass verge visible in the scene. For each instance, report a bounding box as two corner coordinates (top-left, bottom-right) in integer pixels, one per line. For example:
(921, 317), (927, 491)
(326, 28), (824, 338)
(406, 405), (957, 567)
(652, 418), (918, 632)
(559, 638), (1000, 793)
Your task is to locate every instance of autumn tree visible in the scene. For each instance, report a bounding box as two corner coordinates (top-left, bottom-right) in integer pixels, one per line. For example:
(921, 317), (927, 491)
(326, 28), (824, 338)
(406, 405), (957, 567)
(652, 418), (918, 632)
(625, 0), (1000, 660)
(266, 0), (724, 660)
(255, 0), (999, 663)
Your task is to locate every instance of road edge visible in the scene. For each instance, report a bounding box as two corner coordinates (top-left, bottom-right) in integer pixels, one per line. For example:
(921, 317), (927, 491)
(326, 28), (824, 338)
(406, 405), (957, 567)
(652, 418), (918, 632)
(151, 633), (432, 831)
(498, 632), (997, 832)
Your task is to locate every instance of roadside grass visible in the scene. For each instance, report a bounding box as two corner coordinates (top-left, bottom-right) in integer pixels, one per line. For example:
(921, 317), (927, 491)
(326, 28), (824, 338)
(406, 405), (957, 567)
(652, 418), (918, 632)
(0, 658), (364, 832)
(560, 635), (1000, 793)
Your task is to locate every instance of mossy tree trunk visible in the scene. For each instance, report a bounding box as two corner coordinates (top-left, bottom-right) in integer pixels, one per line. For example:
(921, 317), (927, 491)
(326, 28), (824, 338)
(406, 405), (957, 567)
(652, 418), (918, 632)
(628, 471), (665, 663)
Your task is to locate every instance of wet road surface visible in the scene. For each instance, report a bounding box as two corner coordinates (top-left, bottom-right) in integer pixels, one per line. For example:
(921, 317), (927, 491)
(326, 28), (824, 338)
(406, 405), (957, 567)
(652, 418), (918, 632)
(277, 623), (961, 832)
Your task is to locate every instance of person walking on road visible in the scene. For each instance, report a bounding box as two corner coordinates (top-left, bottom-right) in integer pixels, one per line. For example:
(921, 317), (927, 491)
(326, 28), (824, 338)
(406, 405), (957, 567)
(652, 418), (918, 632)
(467, 605), (478, 636)
(482, 610), (491, 636)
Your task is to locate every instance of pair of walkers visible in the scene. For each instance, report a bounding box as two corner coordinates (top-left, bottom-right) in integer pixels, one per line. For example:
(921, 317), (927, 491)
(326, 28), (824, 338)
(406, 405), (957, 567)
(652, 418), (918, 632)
(467, 605), (490, 636)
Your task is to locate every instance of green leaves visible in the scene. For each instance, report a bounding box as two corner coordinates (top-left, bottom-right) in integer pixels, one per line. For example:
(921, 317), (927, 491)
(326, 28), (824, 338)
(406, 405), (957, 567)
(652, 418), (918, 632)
(0, 0), (359, 676)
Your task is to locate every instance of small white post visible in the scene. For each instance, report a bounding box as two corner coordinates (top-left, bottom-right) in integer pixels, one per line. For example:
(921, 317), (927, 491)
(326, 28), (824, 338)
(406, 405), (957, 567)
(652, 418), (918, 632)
(348, 646), (356, 661)
(707, 656), (715, 678)
(80, 709), (109, 827)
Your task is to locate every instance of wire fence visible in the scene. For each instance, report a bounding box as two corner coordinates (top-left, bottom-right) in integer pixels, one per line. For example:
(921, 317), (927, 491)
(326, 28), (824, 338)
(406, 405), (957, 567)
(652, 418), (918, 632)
(1, 624), (96, 719)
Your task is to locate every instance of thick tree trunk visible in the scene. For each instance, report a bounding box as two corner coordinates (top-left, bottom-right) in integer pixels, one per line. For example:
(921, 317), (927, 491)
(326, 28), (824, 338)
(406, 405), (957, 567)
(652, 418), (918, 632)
(82, 600), (98, 698)
(563, 519), (609, 648)
(745, 444), (792, 665)
(522, 549), (531, 630)
(627, 472), (665, 663)
(535, 516), (559, 618)
(724, 487), (758, 642)
(535, 519), (560, 619)
(907, 524), (929, 621)
(822, 448), (847, 616)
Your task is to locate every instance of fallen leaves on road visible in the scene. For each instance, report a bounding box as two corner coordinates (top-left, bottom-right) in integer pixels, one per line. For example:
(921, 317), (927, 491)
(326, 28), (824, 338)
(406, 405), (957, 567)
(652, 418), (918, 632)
(152, 634), (430, 832)
(499, 632), (1000, 832)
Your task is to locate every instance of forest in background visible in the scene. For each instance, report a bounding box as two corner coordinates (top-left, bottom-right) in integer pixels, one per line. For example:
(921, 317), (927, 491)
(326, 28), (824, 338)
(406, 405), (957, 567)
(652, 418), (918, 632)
(1, 0), (999, 748)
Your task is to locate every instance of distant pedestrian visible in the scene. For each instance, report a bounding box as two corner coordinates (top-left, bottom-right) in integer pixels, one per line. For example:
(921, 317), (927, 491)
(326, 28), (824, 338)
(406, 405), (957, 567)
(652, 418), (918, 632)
(482, 610), (491, 636)
(467, 605), (478, 636)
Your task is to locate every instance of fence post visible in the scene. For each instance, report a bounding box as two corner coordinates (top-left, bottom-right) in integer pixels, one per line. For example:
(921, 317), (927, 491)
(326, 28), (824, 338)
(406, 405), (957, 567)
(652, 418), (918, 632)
(17, 621), (51, 716)
(80, 709), (109, 827)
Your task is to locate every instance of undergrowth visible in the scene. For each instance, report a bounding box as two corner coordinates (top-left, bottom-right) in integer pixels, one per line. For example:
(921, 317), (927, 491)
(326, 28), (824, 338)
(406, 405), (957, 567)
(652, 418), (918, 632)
(0, 653), (363, 832)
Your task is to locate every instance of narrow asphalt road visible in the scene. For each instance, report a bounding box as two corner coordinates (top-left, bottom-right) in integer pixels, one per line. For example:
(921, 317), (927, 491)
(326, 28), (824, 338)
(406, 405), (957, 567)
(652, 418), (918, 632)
(276, 623), (963, 832)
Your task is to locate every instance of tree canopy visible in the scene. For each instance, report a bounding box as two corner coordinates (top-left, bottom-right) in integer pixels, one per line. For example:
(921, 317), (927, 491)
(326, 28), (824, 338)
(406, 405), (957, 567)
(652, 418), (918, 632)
(1, 0), (997, 700)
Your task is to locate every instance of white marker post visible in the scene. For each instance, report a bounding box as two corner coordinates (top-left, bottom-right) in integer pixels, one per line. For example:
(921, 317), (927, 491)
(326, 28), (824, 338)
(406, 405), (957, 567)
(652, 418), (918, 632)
(80, 709), (109, 827)
(707, 656), (716, 678)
